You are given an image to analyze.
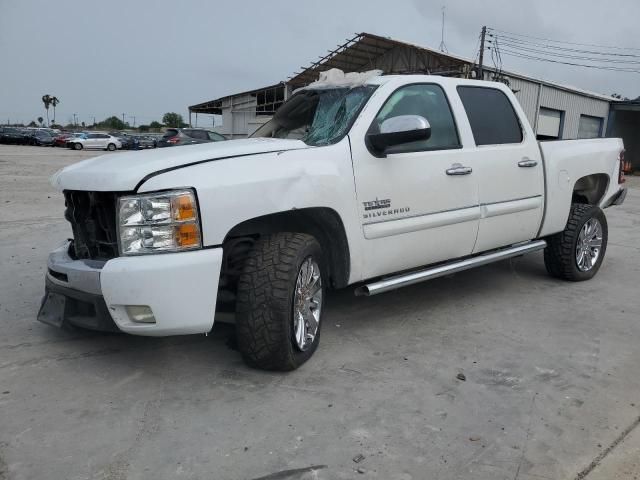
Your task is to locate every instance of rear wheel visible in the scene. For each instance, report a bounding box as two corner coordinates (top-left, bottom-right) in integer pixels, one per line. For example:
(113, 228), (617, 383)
(73, 142), (83, 150)
(236, 233), (325, 371)
(544, 203), (608, 281)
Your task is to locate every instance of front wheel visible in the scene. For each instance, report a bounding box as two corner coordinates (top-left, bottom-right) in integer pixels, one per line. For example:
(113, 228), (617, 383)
(107, 143), (116, 151)
(544, 203), (608, 281)
(236, 233), (325, 371)
(73, 143), (83, 150)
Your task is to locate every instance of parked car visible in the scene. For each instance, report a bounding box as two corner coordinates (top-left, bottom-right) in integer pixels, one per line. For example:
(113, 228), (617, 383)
(120, 136), (139, 150)
(53, 132), (75, 147)
(109, 133), (139, 150)
(157, 128), (226, 147)
(0, 127), (29, 145)
(67, 133), (121, 151)
(40, 74), (627, 371)
(28, 130), (55, 146)
(136, 136), (157, 149)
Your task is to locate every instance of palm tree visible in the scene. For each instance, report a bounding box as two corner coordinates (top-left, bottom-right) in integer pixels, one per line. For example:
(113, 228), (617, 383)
(42, 95), (52, 126)
(37, 116), (44, 126)
(50, 96), (60, 125)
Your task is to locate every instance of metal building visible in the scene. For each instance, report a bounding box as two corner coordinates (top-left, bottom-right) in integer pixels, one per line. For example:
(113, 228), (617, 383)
(189, 32), (613, 142)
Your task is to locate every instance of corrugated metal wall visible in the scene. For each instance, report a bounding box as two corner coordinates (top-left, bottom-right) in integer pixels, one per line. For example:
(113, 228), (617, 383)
(511, 77), (540, 128)
(510, 75), (610, 139)
(538, 86), (610, 139)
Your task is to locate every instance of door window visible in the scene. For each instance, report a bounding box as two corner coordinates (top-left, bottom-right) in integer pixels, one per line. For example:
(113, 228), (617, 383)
(457, 86), (523, 145)
(185, 129), (208, 140)
(370, 84), (460, 153)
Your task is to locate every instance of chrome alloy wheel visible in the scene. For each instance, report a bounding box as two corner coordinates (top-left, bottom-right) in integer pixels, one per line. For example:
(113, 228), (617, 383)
(576, 218), (603, 272)
(293, 257), (322, 351)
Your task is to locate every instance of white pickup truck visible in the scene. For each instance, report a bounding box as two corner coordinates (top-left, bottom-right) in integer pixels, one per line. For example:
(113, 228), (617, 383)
(39, 74), (627, 370)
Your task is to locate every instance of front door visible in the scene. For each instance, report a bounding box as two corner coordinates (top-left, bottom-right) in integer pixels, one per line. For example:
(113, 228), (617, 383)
(350, 83), (480, 280)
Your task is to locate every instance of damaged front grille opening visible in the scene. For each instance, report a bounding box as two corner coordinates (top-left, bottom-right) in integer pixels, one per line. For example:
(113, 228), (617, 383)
(64, 191), (120, 260)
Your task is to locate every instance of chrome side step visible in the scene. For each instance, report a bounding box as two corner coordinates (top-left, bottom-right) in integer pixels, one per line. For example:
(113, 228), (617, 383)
(355, 240), (547, 297)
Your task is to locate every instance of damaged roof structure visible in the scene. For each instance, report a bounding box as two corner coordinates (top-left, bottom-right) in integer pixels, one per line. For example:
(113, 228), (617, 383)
(189, 32), (615, 141)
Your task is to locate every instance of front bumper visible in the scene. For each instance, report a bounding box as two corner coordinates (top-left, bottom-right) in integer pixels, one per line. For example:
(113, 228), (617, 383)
(38, 241), (223, 336)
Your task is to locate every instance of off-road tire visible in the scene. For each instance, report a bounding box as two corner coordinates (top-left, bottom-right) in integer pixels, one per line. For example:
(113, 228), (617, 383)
(544, 203), (608, 281)
(236, 233), (324, 371)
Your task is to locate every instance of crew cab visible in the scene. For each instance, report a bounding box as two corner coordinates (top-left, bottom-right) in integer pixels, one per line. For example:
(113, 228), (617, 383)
(39, 72), (627, 371)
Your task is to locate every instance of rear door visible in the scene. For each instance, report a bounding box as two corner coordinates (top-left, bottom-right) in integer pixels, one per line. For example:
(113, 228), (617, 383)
(85, 133), (99, 149)
(350, 82), (480, 279)
(96, 134), (110, 148)
(456, 85), (544, 253)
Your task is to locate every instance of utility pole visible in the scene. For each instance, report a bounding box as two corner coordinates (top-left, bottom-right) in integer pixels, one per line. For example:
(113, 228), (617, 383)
(122, 113), (126, 126)
(478, 26), (487, 80)
(73, 113), (78, 127)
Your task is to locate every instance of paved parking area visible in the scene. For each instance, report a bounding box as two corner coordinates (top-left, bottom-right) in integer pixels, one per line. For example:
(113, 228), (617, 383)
(1, 145), (639, 480)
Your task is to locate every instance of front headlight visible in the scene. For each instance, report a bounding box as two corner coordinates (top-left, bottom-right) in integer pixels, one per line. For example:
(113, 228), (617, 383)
(117, 189), (202, 255)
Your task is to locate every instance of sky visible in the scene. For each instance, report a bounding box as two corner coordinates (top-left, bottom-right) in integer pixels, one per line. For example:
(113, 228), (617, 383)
(1, 0), (639, 127)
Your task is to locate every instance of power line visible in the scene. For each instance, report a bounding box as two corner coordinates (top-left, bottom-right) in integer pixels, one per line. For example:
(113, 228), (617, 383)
(490, 34), (640, 58)
(495, 48), (640, 73)
(487, 27), (640, 52)
(488, 40), (640, 64)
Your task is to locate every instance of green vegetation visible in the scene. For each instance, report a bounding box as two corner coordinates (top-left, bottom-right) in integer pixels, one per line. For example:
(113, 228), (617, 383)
(162, 112), (187, 128)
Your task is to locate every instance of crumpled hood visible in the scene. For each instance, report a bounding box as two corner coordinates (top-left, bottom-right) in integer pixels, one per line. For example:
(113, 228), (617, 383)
(51, 138), (309, 192)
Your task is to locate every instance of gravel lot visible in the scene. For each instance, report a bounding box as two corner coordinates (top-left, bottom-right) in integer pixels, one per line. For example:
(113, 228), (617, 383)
(1, 145), (639, 480)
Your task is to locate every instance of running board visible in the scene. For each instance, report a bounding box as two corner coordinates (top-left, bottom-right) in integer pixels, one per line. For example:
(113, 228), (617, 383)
(355, 240), (547, 297)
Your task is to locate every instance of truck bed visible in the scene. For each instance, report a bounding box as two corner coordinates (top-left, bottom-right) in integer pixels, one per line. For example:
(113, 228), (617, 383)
(538, 137), (624, 237)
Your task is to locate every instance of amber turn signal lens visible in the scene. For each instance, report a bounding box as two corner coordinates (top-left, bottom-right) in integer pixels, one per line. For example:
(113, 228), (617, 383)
(172, 194), (196, 221)
(176, 223), (200, 247)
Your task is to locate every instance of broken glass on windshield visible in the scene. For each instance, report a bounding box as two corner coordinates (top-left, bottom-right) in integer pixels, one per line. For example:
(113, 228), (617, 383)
(251, 86), (376, 146)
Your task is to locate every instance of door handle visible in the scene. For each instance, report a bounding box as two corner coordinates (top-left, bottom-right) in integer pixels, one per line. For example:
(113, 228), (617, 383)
(518, 158), (538, 168)
(446, 163), (472, 176)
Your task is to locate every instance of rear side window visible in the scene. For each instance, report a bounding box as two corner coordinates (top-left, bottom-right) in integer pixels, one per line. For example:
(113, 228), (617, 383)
(185, 129), (208, 140)
(457, 86), (523, 145)
(163, 129), (179, 138)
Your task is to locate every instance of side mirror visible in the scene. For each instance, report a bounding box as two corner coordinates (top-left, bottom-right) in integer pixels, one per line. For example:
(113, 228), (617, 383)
(366, 115), (431, 156)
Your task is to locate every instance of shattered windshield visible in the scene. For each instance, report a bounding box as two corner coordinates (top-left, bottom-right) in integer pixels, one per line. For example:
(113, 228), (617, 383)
(251, 86), (376, 146)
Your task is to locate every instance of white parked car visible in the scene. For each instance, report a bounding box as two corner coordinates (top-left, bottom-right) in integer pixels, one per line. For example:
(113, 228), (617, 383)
(67, 133), (121, 151)
(41, 73), (627, 371)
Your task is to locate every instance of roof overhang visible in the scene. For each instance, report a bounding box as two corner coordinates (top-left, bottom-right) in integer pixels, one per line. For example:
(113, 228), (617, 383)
(189, 83), (285, 115)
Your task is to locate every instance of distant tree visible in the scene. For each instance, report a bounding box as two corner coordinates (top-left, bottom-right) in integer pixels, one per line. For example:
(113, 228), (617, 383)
(149, 120), (163, 129)
(37, 116), (44, 126)
(50, 96), (60, 124)
(64, 123), (76, 130)
(81, 121), (85, 127)
(138, 124), (150, 132)
(162, 112), (187, 128)
(42, 94), (52, 125)
(99, 116), (127, 130)
(28, 120), (38, 127)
